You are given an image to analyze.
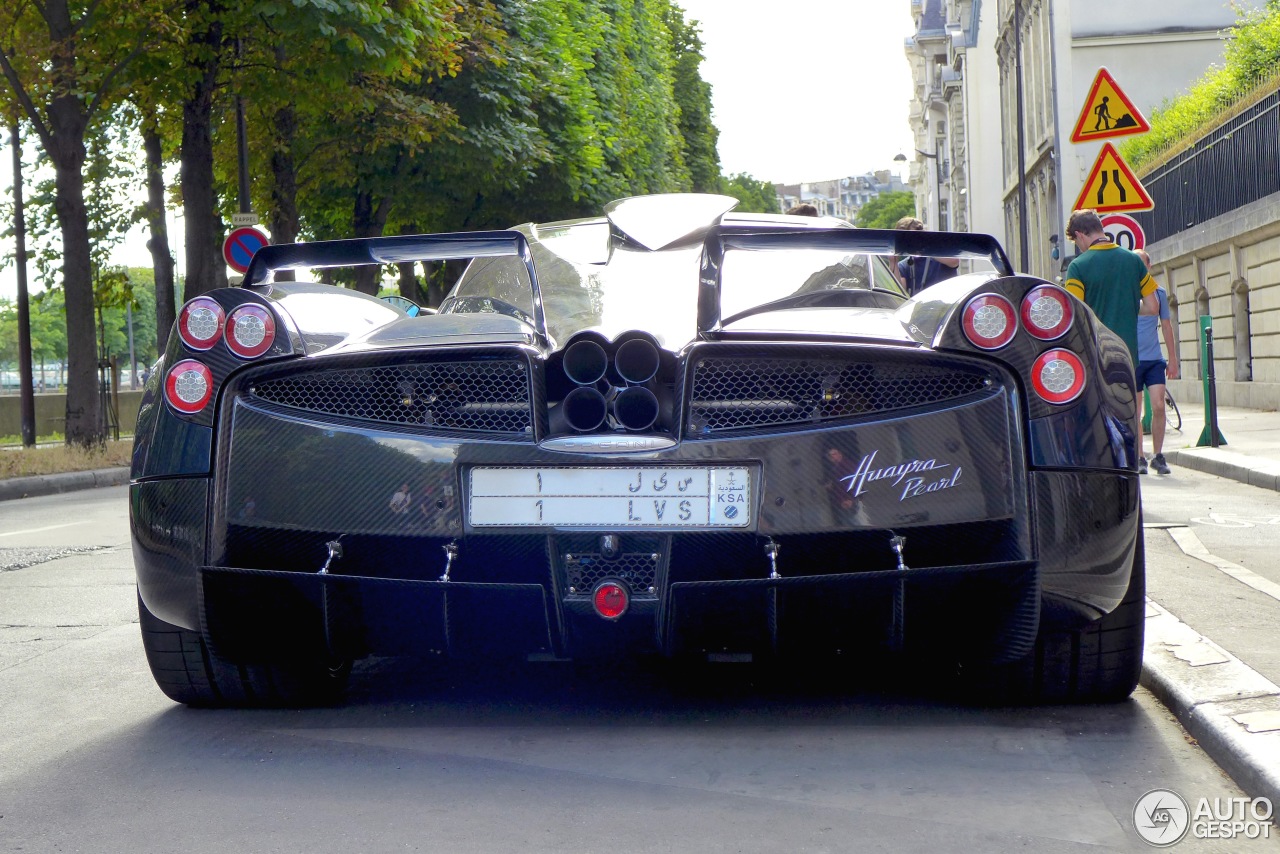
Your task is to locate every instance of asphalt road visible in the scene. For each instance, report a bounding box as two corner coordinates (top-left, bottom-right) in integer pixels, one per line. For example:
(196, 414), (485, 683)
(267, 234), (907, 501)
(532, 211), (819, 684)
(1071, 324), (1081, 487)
(1, 485), (1276, 853)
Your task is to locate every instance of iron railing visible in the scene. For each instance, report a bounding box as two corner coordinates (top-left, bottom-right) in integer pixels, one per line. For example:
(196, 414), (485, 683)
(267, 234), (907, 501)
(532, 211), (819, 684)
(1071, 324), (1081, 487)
(1134, 86), (1280, 244)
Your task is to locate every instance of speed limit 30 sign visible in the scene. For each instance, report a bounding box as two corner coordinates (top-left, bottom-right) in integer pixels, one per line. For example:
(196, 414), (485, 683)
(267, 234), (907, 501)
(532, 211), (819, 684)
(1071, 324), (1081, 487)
(1100, 213), (1145, 251)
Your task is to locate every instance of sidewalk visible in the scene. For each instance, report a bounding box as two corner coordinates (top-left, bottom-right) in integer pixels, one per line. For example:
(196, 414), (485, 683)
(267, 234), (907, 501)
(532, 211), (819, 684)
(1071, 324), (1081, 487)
(1137, 401), (1280, 806)
(2, 405), (1280, 805)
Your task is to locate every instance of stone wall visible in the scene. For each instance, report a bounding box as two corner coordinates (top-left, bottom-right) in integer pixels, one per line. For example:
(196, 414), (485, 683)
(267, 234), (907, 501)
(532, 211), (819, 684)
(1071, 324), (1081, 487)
(1148, 190), (1280, 411)
(0, 390), (145, 439)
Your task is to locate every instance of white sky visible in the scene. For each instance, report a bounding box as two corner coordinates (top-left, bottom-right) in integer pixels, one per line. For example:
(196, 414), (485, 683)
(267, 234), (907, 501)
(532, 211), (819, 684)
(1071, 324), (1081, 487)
(677, 0), (917, 184)
(1, 2), (918, 300)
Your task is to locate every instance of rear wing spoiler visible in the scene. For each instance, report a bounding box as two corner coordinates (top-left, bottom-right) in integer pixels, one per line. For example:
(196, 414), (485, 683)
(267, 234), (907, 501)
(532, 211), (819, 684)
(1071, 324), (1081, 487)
(238, 223), (1013, 347)
(696, 225), (1014, 334)
(241, 231), (549, 345)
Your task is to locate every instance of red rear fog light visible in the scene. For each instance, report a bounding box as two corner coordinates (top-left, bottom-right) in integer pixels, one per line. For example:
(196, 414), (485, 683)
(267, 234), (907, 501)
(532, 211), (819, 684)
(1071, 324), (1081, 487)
(592, 581), (630, 620)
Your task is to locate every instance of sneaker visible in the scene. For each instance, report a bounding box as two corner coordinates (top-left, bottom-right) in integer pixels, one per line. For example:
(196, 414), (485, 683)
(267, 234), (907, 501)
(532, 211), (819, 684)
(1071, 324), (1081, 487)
(1152, 453), (1171, 475)
(1138, 456), (1148, 475)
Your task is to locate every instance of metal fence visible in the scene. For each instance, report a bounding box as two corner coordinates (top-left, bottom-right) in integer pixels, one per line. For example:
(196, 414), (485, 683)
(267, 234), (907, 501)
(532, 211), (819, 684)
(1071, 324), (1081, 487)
(1133, 86), (1280, 245)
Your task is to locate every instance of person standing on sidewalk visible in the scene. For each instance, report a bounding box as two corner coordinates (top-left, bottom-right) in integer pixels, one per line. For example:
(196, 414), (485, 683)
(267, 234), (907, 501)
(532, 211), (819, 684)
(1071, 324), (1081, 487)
(1135, 250), (1180, 474)
(1064, 210), (1159, 367)
(1063, 210), (1158, 470)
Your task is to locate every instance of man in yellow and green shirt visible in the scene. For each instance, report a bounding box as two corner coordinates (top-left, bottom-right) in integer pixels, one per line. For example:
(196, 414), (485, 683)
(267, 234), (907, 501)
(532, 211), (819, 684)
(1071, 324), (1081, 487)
(1063, 209), (1158, 366)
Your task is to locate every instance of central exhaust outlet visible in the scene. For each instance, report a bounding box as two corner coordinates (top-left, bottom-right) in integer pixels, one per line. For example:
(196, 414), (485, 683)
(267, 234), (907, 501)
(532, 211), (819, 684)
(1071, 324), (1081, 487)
(563, 339), (609, 385)
(614, 337), (660, 384)
(561, 386), (608, 432)
(612, 386), (659, 431)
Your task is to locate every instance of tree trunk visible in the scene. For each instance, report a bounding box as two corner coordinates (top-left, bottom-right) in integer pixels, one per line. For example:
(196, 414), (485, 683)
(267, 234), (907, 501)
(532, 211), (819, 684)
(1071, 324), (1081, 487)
(49, 141), (101, 445)
(38, 0), (101, 445)
(142, 120), (177, 348)
(397, 225), (424, 303)
(352, 189), (392, 295)
(268, 45), (299, 276)
(180, 0), (224, 300)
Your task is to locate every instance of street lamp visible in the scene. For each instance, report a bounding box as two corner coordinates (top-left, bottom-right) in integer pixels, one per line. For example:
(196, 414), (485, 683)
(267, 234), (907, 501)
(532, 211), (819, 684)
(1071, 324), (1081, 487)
(895, 150), (943, 229)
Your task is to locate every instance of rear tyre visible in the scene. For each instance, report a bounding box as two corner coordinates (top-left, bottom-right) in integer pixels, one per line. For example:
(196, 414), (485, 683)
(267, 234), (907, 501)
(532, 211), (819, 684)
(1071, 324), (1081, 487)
(969, 534), (1145, 704)
(137, 592), (351, 707)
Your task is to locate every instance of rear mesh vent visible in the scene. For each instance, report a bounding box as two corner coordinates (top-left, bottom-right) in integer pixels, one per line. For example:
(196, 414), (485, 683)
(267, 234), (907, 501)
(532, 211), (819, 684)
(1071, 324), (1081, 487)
(251, 358), (532, 436)
(687, 354), (990, 435)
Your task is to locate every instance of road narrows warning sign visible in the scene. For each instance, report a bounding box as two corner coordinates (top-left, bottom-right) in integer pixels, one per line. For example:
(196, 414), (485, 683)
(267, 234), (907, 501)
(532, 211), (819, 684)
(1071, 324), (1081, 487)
(1071, 143), (1154, 214)
(1070, 67), (1151, 144)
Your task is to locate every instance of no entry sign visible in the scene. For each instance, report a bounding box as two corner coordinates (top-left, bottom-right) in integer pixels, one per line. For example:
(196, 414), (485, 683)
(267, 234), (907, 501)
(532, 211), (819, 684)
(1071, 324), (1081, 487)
(223, 226), (270, 274)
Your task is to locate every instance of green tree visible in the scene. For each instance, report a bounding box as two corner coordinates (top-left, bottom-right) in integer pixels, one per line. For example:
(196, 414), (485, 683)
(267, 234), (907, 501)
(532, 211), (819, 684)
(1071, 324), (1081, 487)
(0, 0), (166, 444)
(664, 6), (719, 192)
(856, 191), (916, 229)
(720, 173), (777, 213)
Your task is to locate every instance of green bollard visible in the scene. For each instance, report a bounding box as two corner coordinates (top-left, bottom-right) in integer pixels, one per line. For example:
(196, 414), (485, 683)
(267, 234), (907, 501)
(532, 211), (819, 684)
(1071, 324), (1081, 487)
(1195, 315), (1227, 447)
(1141, 388), (1152, 435)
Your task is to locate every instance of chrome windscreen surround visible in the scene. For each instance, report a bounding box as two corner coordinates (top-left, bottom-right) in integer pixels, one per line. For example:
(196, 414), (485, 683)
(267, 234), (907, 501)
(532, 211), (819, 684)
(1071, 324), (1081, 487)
(685, 347), (997, 436)
(247, 353), (535, 437)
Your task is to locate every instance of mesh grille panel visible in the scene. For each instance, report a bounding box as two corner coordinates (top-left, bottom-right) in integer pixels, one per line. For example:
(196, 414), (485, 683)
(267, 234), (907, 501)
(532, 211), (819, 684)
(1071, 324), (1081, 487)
(688, 355), (990, 435)
(565, 552), (658, 596)
(251, 359), (532, 435)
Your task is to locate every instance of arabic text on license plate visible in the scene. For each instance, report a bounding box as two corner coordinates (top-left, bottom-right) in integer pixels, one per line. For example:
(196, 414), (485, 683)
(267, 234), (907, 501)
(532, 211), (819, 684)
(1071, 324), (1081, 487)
(468, 467), (751, 528)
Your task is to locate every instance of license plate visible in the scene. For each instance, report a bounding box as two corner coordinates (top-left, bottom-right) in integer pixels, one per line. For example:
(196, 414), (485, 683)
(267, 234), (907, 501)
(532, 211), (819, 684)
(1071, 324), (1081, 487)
(468, 467), (752, 528)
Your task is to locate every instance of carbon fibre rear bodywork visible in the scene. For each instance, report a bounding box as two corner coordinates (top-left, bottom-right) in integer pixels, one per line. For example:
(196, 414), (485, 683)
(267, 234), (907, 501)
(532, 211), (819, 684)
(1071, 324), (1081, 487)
(131, 194), (1143, 704)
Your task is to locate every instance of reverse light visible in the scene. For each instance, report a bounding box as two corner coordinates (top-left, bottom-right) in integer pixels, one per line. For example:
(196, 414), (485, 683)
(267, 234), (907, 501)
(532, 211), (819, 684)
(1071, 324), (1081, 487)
(592, 580), (630, 620)
(1031, 349), (1086, 404)
(225, 304), (276, 358)
(177, 297), (225, 351)
(961, 294), (1017, 350)
(164, 359), (214, 414)
(1021, 286), (1073, 340)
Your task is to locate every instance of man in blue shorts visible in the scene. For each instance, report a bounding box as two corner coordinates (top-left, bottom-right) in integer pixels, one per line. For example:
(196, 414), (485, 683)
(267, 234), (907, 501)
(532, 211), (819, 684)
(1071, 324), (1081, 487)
(1136, 250), (1180, 474)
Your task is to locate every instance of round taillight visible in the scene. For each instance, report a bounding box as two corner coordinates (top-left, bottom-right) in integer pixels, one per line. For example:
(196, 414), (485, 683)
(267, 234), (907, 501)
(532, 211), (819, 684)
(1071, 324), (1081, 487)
(1031, 349), (1086, 404)
(164, 359), (214, 414)
(592, 580), (630, 620)
(961, 294), (1017, 350)
(1021, 286), (1073, 340)
(225, 304), (276, 358)
(177, 297), (225, 351)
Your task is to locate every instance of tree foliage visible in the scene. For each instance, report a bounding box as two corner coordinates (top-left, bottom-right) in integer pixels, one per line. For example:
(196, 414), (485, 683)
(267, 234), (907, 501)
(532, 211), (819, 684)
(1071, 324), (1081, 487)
(719, 172), (777, 214)
(1, 0), (782, 398)
(1122, 2), (1280, 169)
(855, 190), (916, 229)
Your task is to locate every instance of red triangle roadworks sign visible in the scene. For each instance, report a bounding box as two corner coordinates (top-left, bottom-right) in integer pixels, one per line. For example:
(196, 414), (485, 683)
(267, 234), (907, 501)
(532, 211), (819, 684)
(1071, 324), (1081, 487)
(1071, 143), (1154, 214)
(1070, 67), (1151, 144)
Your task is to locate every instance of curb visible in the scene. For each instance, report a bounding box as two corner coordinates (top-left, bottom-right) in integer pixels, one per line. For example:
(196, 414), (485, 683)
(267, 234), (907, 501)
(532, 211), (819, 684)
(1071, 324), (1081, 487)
(0, 467), (130, 502)
(1164, 447), (1280, 492)
(1141, 600), (1280, 806)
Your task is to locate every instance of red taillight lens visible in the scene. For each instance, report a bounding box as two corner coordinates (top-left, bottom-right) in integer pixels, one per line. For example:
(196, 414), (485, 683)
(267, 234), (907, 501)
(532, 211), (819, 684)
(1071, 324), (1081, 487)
(592, 581), (630, 620)
(1021, 286), (1073, 340)
(225, 304), (276, 358)
(164, 359), (214, 414)
(177, 297), (225, 351)
(961, 294), (1017, 349)
(1031, 349), (1086, 404)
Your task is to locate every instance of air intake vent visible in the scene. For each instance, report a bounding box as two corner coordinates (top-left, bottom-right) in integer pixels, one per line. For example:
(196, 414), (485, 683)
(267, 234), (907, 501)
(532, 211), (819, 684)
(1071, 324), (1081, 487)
(252, 358), (532, 436)
(687, 353), (991, 436)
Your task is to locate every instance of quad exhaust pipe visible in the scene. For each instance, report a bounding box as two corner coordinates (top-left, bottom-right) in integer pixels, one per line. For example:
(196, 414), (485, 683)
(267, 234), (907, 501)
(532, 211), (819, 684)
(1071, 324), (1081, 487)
(553, 332), (667, 434)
